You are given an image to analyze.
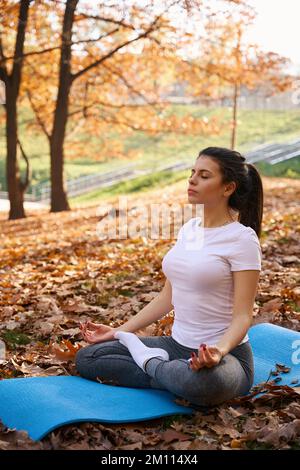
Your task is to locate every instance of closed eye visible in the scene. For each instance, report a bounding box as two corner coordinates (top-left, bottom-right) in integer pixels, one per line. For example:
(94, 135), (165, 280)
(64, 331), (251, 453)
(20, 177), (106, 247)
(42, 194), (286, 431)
(189, 172), (208, 179)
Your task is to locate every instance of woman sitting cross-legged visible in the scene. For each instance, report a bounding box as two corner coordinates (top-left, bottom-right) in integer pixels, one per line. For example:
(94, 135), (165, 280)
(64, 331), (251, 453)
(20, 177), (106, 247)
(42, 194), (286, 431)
(75, 146), (263, 408)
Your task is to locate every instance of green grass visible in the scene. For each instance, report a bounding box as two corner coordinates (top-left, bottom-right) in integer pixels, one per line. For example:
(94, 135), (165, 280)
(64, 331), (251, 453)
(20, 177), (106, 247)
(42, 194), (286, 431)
(1, 104), (299, 194)
(256, 156), (300, 178)
(69, 168), (191, 205)
(1, 330), (31, 346)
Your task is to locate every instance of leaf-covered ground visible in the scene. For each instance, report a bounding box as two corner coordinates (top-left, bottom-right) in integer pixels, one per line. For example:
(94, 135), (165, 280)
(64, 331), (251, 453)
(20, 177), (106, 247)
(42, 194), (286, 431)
(0, 176), (299, 450)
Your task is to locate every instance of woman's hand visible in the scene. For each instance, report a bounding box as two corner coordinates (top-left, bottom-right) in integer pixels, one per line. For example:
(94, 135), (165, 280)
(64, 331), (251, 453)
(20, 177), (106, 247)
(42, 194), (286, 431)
(79, 321), (117, 344)
(189, 343), (223, 371)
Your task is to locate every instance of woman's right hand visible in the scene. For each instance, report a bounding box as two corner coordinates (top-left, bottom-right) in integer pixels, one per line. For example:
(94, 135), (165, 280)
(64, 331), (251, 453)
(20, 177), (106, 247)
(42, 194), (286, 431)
(79, 321), (117, 344)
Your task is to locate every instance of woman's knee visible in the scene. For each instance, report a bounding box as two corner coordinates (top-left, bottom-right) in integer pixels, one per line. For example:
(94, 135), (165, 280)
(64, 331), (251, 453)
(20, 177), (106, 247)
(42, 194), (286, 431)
(75, 345), (91, 374)
(75, 343), (102, 372)
(184, 363), (244, 406)
(75, 340), (125, 376)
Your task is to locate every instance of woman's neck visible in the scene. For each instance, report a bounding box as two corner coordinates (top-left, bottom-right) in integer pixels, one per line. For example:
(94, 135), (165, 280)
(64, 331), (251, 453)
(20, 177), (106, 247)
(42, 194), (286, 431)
(202, 208), (237, 228)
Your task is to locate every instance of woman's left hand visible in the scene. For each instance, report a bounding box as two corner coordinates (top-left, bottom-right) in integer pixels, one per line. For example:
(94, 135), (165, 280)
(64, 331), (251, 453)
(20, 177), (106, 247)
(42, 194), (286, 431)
(189, 344), (223, 371)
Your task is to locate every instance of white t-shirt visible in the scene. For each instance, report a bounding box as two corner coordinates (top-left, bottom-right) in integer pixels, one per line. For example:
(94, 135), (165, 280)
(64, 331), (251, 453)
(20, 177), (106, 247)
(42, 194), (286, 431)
(162, 217), (262, 349)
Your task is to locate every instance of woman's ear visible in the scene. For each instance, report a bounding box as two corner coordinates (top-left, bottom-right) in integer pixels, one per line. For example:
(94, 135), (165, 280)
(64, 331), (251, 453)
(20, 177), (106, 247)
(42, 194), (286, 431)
(224, 181), (236, 197)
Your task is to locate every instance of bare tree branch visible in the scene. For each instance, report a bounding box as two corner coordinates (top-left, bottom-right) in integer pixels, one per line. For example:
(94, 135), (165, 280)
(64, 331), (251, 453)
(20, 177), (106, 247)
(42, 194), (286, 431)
(26, 90), (51, 141)
(0, 45), (61, 66)
(68, 98), (168, 118)
(17, 138), (31, 192)
(74, 12), (136, 31)
(87, 113), (182, 135)
(101, 62), (157, 106)
(72, 27), (120, 46)
(0, 27), (120, 66)
(71, 11), (164, 83)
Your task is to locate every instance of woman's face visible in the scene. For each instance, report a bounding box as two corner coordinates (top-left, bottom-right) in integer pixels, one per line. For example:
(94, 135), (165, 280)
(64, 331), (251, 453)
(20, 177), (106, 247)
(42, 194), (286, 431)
(187, 155), (235, 206)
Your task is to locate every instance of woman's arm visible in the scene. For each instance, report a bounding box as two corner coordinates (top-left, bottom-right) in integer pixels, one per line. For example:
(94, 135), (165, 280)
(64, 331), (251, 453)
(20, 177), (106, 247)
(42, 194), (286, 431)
(190, 270), (260, 371)
(115, 278), (173, 333)
(216, 270), (261, 356)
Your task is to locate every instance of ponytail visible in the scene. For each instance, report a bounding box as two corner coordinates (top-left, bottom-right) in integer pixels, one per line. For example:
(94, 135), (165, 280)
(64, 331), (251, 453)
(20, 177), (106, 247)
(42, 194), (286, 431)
(238, 163), (264, 238)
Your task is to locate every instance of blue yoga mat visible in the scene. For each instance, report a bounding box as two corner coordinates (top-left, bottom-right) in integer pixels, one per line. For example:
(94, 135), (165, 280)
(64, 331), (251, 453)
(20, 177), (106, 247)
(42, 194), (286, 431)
(0, 376), (194, 440)
(248, 322), (300, 387)
(0, 322), (299, 441)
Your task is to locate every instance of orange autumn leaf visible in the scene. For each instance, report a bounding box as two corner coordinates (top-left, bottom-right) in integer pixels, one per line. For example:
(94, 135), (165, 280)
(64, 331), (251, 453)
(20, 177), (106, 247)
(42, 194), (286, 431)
(49, 339), (82, 361)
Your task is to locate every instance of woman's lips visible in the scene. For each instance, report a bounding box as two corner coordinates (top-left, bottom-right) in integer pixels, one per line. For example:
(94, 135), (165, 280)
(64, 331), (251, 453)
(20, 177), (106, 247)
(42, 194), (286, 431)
(188, 189), (197, 194)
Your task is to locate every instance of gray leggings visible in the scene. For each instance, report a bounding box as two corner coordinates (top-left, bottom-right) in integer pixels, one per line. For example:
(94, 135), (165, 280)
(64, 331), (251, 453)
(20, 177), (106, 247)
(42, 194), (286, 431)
(75, 335), (254, 408)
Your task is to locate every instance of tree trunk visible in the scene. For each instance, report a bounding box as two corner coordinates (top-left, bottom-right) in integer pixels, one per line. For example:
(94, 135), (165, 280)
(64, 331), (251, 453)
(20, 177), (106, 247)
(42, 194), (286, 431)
(50, 72), (71, 212)
(50, 129), (70, 212)
(50, 0), (78, 213)
(2, 0), (31, 220)
(6, 84), (26, 219)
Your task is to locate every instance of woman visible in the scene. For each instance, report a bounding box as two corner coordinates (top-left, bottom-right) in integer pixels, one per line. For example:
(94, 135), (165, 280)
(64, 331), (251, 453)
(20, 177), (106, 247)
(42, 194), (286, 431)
(75, 146), (263, 407)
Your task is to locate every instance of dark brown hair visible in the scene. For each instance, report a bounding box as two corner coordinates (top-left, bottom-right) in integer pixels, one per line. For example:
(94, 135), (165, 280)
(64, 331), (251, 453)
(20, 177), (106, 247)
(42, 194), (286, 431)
(197, 147), (264, 238)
